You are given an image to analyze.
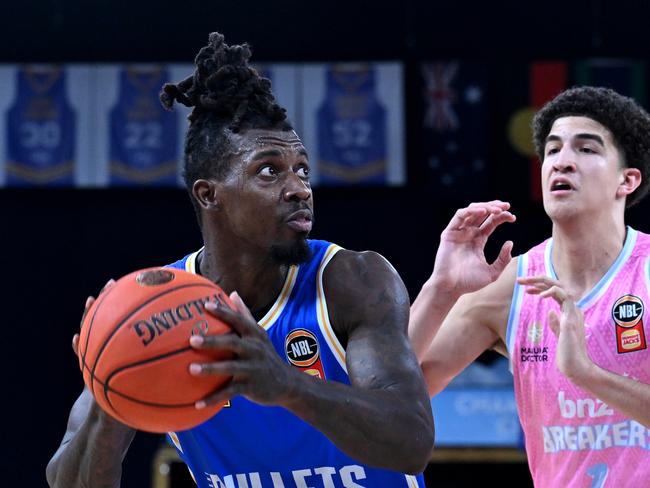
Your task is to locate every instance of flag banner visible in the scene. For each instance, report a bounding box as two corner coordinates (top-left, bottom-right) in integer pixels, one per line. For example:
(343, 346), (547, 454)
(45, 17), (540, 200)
(421, 61), (488, 197)
(496, 62), (567, 201)
(5, 66), (76, 186)
(574, 58), (646, 107)
(301, 63), (405, 186)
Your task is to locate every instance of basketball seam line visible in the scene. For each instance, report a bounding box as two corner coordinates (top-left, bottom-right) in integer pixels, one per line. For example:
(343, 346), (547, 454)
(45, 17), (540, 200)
(103, 346), (211, 409)
(84, 282), (218, 399)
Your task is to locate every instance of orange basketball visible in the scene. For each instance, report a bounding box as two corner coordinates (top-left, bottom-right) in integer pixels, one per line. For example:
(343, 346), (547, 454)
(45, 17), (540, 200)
(78, 267), (233, 433)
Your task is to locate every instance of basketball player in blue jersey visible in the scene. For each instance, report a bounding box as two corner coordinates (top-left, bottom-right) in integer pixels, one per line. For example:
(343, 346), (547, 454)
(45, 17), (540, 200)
(46, 32), (434, 488)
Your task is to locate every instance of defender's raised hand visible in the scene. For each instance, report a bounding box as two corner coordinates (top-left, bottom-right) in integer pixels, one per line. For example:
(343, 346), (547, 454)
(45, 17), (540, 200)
(518, 275), (592, 381)
(432, 201), (516, 296)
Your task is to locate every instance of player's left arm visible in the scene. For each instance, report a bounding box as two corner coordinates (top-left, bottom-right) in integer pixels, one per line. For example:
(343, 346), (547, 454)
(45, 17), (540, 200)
(520, 275), (650, 427)
(318, 249), (435, 471)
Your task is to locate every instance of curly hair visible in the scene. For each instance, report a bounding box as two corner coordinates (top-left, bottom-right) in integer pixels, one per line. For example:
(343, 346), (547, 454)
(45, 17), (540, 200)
(532, 86), (650, 207)
(159, 32), (292, 220)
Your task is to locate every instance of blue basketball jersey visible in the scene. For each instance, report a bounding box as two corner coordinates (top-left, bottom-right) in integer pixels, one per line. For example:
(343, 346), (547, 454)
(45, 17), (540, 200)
(316, 66), (387, 185)
(166, 240), (424, 488)
(6, 66), (75, 186)
(109, 67), (179, 185)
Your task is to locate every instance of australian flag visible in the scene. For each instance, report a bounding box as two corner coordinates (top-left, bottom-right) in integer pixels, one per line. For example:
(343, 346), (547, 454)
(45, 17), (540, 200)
(421, 62), (488, 198)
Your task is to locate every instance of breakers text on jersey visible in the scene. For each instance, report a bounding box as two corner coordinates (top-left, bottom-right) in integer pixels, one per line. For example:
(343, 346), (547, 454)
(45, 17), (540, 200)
(543, 391), (649, 453)
(542, 419), (650, 453)
(205, 464), (368, 488)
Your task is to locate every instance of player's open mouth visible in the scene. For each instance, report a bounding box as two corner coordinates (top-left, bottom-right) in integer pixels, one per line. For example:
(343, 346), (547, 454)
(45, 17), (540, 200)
(286, 210), (313, 232)
(550, 177), (574, 194)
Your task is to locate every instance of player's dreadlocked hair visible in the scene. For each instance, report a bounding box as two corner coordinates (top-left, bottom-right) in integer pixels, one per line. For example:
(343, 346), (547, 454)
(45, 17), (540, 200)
(159, 32), (292, 219)
(533, 86), (650, 207)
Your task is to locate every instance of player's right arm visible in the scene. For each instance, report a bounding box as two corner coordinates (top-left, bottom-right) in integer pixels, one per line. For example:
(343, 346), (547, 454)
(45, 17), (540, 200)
(417, 261), (517, 395)
(47, 287), (136, 488)
(46, 387), (136, 488)
(408, 201), (516, 395)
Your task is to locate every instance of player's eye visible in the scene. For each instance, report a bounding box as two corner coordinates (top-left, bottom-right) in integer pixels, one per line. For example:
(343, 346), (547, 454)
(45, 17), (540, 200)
(258, 165), (277, 177)
(296, 166), (310, 179)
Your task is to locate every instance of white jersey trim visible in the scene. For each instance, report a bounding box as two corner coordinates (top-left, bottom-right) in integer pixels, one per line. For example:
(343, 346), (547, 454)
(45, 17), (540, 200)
(405, 473), (419, 487)
(184, 248), (299, 332)
(167, 431), (183, 453)
(545, 226), (637, 309)
(184, 248), (202, 274)
(506, 254), (528, 373)
(316, 244), (347, 372)
(257, 264), (299, 331)
(646, 249), (650, 298)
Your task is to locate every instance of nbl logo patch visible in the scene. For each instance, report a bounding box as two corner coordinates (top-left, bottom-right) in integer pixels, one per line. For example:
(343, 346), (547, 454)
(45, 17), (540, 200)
(612, 295), (647, 354)
(285, 329), (325, 379)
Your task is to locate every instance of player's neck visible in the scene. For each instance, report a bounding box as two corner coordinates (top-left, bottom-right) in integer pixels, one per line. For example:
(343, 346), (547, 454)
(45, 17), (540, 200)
(550, 216), (627, 299)
(197, 242), (289, 320)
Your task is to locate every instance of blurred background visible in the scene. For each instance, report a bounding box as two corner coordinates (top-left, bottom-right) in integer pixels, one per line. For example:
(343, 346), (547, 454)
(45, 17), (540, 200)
(3, 0), (650, 486)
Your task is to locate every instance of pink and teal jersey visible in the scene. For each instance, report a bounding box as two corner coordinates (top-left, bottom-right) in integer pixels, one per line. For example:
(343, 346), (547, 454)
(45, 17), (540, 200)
(506, 227), (650, 487)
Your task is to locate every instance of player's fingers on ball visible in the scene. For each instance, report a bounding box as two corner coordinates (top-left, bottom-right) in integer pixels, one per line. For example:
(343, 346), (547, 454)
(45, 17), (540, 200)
(206, 299), (260, 336)
(229, 291), (255, 322)
(196, 383), (239, 409)
(189, 359), (239, 377)
(72, 334), (80, 355)
(80, 296), (96, 325)
(190, 333), (244, 354)
(100, 278), (116, 294)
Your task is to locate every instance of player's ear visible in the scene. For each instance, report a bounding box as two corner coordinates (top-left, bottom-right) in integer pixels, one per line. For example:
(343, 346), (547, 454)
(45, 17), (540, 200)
(617, 167), (642, 199)
(192, 179), (220, 210)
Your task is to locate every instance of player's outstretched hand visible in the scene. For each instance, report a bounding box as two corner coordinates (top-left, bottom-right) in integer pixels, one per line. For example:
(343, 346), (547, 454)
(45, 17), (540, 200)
(518, 275), (592, 381)
(432, 201), (515, 296)
(72, 279), (116, 356)
(189, 292), (298, 408)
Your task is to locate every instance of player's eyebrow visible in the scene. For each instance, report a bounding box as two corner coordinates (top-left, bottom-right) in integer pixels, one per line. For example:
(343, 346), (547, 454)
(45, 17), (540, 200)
(256, 135), (302, 145)
(251, 149), (283, 160)
(574, 133), (605, 146)
(251, 147), (308, 160)
(545, 133), (605, 147)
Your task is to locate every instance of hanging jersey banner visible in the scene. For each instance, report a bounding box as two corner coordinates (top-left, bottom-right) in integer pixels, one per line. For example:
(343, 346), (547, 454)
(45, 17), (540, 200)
(109, 67), (179, 185)
(6, 66), (75, 186)
(316, 65), (387, 185)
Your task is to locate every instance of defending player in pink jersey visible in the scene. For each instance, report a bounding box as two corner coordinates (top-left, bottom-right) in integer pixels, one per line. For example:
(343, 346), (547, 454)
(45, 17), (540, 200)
(409, 86), (650, 487)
